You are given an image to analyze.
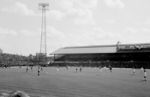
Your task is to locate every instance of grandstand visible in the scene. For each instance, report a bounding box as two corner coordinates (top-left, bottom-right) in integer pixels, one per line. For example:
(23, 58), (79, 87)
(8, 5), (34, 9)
(50, 43), (150, 68)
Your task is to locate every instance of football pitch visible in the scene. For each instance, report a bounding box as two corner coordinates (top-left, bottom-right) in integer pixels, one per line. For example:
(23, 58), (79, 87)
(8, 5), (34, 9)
(0, 66), (150, 97)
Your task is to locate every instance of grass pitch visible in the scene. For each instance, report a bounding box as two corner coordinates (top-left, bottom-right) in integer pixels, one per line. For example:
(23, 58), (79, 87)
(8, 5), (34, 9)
(0, 66), (150, 97)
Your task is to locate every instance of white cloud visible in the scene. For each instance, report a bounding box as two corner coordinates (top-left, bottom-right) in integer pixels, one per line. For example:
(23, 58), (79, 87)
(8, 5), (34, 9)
(1, 1), (66, 20)
(46, 26), (72, 51)
(47, 26), (65, 39)
(119, 27), (150, 44)
(47, 10), (66, 20)
(104, 0), (125, 8)
(1, 2), (36, 16)
(0, 27), (39, 37)
(0, 27), (17, 36)
(1, 1), (98, 24)
(74, 0), (98, 9)
(46, 26), (121, 47)
(125, 27), (138, 34)
(141, 28), (150, 32)
(20, 30), (39, 37)
(105, 19), (116, 24)
(74, 9), (95, 25)
(45, 26), (111, 48)
(55, 0), (98, 25)
(145, 18), (150, 25)
(92, 27), (121, 41)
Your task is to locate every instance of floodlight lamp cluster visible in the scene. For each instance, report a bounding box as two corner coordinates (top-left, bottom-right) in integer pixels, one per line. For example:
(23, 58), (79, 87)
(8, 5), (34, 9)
(39, 3), (49, 7)
(39, 3), (49, 10)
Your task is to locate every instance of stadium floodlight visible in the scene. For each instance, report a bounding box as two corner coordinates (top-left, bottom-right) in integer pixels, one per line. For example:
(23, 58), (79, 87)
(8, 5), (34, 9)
(39, 2), (49, 56)
(38, 2), (49, 65)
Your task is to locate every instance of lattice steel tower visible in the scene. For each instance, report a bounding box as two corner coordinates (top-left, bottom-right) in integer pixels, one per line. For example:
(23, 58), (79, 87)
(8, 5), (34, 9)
(39, 3), (49, 56)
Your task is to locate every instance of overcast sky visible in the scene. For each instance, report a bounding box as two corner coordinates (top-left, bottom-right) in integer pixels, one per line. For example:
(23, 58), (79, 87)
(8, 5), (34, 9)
(0, 0), (150, 55)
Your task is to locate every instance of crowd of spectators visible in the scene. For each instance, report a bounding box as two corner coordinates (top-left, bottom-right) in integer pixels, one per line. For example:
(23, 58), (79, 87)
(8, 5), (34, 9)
(0, 53), (50, 67)
(0, 53), (30, 66)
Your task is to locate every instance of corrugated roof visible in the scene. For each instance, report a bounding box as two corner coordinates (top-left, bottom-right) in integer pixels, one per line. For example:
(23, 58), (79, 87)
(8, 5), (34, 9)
(50, 43), (150, 55)
(51, 45), (117, 55)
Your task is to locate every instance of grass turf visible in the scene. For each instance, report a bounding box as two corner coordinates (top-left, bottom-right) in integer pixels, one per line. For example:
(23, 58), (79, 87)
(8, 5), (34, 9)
(0, 67), (150, 97)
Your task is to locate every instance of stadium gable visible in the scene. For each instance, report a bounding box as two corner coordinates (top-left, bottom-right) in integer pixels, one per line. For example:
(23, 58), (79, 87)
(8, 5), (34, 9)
(51, 45), (117, 55)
